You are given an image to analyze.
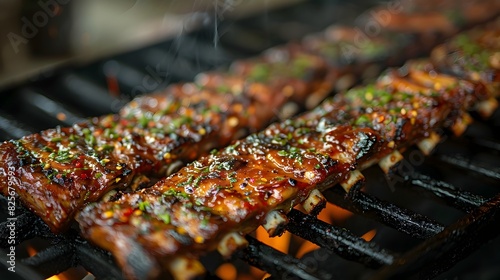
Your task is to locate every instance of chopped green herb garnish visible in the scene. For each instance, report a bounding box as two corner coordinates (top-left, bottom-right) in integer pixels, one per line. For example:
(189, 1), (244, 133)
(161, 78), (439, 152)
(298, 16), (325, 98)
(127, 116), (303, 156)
(217, 161), (233, 171)
(201, 217), (210, 227)
(49, 149), (73, 163)
(42, 146), (53, 153)
(100, 144), (114, 152)
(272, 177), (285, 182)
(278, 150), (288, 157)
(249, 64), (270, 82)
(227, 172), (237, 187)
(84, 133), (96, 147)
(50, 137), (62, 143)
(193, 175), (206, 187)
(177, 175), (194, 187)
(216, 84), (231, 93)
(355, 115), (371, 126)
(172, 116), (192, 129)
(163, 189), (190, 199)
(216, 185), (232, 190)
(139, 115), (150, 128)
(272, 135), (288, 146)
(158, 213), (171, 224)
(138, 201), (150, 211)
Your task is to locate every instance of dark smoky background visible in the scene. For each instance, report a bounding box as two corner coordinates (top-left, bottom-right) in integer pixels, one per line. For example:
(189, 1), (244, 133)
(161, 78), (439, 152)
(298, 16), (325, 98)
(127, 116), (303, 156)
(0, 0), (316, 90)
(0, 0), (379, 137)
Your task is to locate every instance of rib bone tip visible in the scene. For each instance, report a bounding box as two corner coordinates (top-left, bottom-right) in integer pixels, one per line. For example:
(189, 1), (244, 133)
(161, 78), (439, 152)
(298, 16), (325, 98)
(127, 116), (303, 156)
(262, 210), (289, 237)
(217, 232), (248, 259)
(168, 257), (205, 280)
(417, 132), (440, 156)
(476, 98), (498, 119)
(340, 170), (365, 193)
(302, 189), (326, 216)
(451, 112), (473, 137)
(378, 150), (404, 174)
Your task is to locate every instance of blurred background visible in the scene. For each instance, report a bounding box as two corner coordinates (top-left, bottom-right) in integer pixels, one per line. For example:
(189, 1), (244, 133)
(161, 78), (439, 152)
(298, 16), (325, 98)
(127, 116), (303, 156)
(1, 0), (370, 139)
(0, 0), (303, 89)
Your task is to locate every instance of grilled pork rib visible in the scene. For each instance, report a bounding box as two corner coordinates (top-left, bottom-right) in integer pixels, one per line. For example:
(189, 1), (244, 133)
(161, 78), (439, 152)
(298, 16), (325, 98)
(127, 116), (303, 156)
(0, 25), (405, 233)
(77, 22), (499, 279)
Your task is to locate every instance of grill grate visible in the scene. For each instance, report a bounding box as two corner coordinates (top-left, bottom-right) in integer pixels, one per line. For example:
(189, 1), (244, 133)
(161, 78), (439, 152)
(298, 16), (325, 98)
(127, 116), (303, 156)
(1, 1), (500, 279)
(286, 209), (396, 268)
(236, 235), (332, 280)
(374, 194), (500, 279)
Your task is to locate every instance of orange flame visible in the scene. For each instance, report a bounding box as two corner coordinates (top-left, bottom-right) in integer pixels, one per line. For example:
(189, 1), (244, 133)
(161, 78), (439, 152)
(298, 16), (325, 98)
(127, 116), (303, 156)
(45, 270), (89, 280)
(248, 200), (356, 278)
(248, 227), (292, 278)
(106, 75), (120, 97)
(319, 202), (353, 224)
(25, 245), (37, 257)
(46, 274), (70, 280)
(249, 266), (266, 280)
(255, 226), (291, 254)
(25, 244), (90, 279)
(216, 263), (237, 280)
(56, 113), (67, 121)
(295, 240), (320, 259)
(361, 229), (377, 242)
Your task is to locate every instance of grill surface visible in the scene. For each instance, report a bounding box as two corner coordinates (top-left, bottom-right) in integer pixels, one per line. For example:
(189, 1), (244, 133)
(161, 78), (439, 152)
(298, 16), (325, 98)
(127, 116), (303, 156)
(1, 1), (500, 279)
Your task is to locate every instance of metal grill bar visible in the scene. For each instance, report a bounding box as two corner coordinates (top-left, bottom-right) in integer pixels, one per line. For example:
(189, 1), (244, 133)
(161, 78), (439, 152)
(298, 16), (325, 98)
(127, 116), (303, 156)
(286, 209), (396, 268)
(236, 235), (332, 280)
(325, 188), (445, 239)
(0, 114), (33, 140)
(406, 172), (487, 213)
(372, 193), (500, 280)
(461, 135), (500, 153)
(74, 237), (124, 280)
(434, 153), (500, 180)
(470, 137), (500, 152)
(0, 212), (53, 248)
(22, 240), (75, 278)
(101, 60), (152, 97)
(18, 88), (86, 126)
(0, 248), (45, 280)
(57, 74), (123, 116)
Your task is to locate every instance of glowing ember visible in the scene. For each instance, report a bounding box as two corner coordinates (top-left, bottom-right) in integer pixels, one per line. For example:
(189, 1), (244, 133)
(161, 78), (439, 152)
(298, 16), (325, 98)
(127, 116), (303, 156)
(25, 245), (37, 257)
(46, 274), (68, 280)
(361, 229), (377, 242)
(318, 202), (353, 224)
(295, 240), (320, 259)
(247, 226), (293, 279)
(249, 266), (266, 280)
(255, 226), (291, 254)
(56, 112), (67, 121)
(216, 263), (237, 280)
(106, 75), (120, 97)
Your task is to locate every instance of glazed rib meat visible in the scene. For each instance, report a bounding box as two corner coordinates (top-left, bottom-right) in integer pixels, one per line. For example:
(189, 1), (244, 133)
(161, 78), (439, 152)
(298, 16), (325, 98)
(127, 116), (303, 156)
(2, 0), (496, 234)
(0, 54), (325, 233)
(77, 21), (499, 279)
(0, 24), (409, 233)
